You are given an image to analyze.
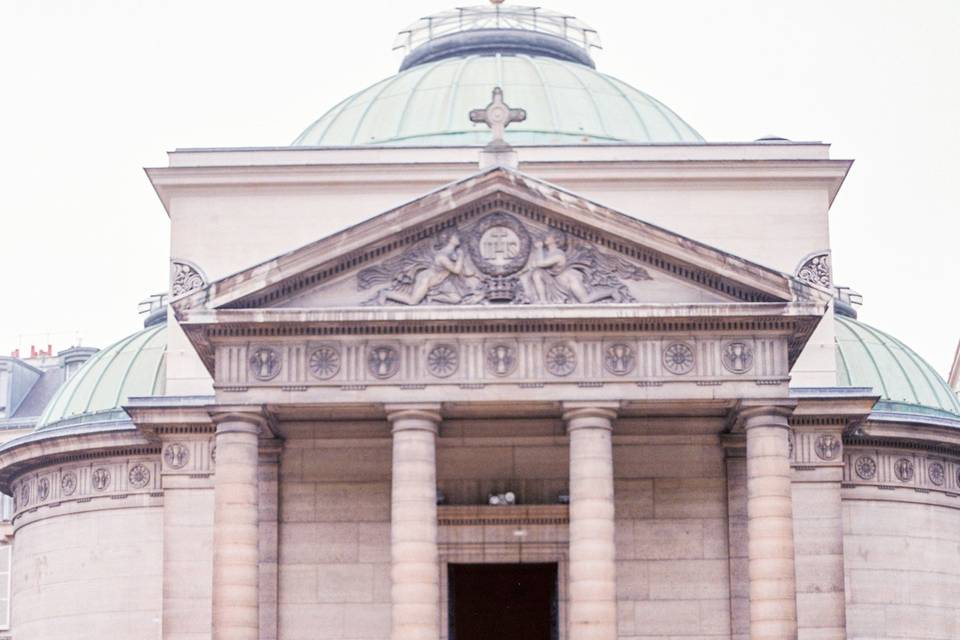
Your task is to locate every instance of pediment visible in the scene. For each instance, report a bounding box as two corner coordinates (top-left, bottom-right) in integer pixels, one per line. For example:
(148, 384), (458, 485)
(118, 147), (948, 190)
(177, 166), (817, 317)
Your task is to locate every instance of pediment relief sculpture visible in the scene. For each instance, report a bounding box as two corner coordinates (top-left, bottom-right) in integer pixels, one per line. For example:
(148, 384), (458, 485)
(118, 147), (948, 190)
(357, 212), (652, 306)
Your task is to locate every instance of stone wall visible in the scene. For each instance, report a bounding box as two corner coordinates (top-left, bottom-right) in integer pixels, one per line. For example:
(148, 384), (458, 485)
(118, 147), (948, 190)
(11, 505), (162, 639)
(843, 447), (960, 639)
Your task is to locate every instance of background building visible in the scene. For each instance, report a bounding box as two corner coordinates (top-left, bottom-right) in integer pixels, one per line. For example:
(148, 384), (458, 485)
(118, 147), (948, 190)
(1, 3), (958, 639)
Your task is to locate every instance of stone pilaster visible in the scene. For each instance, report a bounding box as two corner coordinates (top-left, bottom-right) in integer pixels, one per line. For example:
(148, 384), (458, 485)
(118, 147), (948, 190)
(563, 402), (618, 640)
(211, 412), (265, 640)
(742, 404), (798, 640)
(387, 404), (442, 640)
(258, 441), (283, 640)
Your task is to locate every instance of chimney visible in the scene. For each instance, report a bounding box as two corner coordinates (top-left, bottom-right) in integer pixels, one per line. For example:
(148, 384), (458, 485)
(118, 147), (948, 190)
(9, 349), (19, 358)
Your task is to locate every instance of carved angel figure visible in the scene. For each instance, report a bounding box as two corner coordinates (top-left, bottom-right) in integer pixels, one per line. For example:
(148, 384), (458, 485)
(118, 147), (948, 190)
(358, 232), (482, 305)
(522, 232), (651, 303)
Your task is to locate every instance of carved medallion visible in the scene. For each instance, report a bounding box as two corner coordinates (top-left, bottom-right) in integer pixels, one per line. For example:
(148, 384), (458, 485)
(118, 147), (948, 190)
(210, 440), (217, 463)
(426, 344), (459, 378)
(249, 347), (281, 381)
(662, 342), (695, 375)
(37, 477), (50, 501)
(814, 434), (841, 461)
(368, 345), (400, 379)
(788, 432), (795, 460)
(894, 457), (914, 482)
(128, 464), (151, 489)
(308, 345), (341, 380)
(604, 343), (635, 376)
(19, 483), (29, 508)
(722, 342), (754, 374)
(486, 343), (518, 377)
(928, 462), (945, 486)
(164, 443), (190, 470)
(796, 253), (831, 288)
(545, 342), (577, 377)
(61, 471), (77, 496)
(467, 213), (532, 276)
(92, 468), (111, 491)
(170, 260), (207, 298)
(854, 456), (877, 480)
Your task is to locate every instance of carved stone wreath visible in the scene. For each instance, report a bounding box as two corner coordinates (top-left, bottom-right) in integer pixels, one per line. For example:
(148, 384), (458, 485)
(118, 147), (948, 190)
(368, 345), (400, 379)
(814, 434), (841, 461)
(662, 342), (695, 375)
(128, 464), (151, 489)
(854, 456), (877, 480)
(19, 484), (29, 508)
(603, 343), (635, 376)
(466, 212), (532, 277)
(796, 253), (831, 288)
(486, 342), (518, 377)
(894, 458), (914, 482)
(249, 347), (282, 381)
(545, 342), (577, 377)
(721, 342), (753, 374)
(308, 345), (341, 380)
(61, 472), (77, 496)
(928, 462), (945, 486)
(92, 468), (111, 491)
(37, 477), (50, 501)
(164, 443), (190, 470)
(426, 344), (459, 378)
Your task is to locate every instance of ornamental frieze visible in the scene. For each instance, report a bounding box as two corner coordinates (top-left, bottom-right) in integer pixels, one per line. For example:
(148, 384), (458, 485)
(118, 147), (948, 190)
(10, 458), (160, 519)
(843, 449), (960, 496)
(214, 336), (787, 388)
(353, 212), (653, 306)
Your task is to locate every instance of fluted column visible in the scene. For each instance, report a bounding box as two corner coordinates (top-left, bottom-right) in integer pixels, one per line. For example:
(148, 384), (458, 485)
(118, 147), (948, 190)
(742, 405), (798, 640)
(563, 402), (618, 640)
(387, 404), (441, 640)
(211, 412), (264, 640)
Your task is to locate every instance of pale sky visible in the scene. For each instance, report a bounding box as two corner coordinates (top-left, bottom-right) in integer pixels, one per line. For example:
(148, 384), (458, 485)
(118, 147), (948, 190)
(1, 0), (958, 376)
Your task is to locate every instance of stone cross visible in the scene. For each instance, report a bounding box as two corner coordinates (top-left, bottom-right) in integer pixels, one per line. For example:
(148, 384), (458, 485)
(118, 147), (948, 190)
(470, 87), (526, 148)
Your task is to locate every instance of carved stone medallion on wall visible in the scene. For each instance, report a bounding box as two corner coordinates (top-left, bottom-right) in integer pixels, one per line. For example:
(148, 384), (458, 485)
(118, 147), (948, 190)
(357, 212), (651, 306)
(486, 342), (518, 377)
(814, 434), (841, 461)
(368, 345), (400, 379)
(721, 341), (753, 374)
(426, 344), (459, 378)
(37, 477), (50, 501)
(92, 468), (111, 491)
(308, 345), (341, 380)
(128, 464), (151, 489)
(662, 342), (695, 375)
(19, 484), (29, 508)
(171, 260), (207, 298)
(603, 343), (635, 376)
(796, 252), (831, 288)
(928, 462), (946, 486)
(545, 342), (577, 377)
(854, 455), (877, 480)
(164, 443), (190, 470)
(249, 347), (282, 381)
(894, 457), (914, 482)
(61, 471), (77, 496)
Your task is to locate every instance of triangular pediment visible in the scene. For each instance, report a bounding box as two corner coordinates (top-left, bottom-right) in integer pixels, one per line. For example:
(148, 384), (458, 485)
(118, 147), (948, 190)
(175, 166), (820, 318)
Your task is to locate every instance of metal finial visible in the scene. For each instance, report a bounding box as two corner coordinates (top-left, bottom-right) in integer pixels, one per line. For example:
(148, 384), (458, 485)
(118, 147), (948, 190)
(469, 87), (526, 149)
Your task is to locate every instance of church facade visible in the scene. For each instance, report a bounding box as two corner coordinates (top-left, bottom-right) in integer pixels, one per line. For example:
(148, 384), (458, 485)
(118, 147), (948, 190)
(1, 4), (959, 640)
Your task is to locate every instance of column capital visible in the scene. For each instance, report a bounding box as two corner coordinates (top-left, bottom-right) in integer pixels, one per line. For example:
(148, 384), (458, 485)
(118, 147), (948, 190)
(734, 399), (797, 431)
(385, 403), (442, 434)
(209, 408), (268, 437)
(562, 402), (619, 432)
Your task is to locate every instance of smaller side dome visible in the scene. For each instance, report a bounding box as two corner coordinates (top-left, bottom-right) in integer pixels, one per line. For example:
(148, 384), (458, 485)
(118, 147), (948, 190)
(835, 316), (960, 418)
(35, 322), (167, 432)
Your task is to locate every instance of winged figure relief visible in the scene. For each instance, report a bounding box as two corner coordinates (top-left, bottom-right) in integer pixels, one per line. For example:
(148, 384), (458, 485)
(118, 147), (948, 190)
(521, 232), (651, 304)
(358, 232), (483, 305)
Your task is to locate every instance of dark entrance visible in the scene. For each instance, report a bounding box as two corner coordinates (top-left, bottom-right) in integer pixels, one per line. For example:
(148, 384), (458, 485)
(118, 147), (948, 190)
(449, 563), (558, 640)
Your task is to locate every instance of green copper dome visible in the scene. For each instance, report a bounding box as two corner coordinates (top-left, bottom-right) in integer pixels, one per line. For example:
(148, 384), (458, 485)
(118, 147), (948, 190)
(292, 54), (703, 147)
(35, 321), (166, 432)
(835, 316), (960, 418)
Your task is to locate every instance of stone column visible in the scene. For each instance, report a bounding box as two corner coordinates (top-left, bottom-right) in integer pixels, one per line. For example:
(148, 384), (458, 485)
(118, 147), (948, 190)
(563, 402), (618, 640)
(742, 405), (798, 640)
(387, 404), (442, 640)
(211, 412), (264, 640)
